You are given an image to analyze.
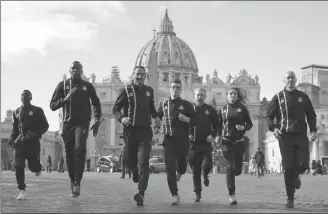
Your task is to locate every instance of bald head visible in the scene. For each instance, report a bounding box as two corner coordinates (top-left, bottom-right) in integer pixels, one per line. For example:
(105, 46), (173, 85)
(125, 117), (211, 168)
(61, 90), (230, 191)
(284, 70), (297, 91)
(70, 61), (83, 80)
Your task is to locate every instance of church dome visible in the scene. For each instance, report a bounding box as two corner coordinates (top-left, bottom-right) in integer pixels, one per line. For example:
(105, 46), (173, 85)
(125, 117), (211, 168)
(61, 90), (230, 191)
(135, 9), (199, 82)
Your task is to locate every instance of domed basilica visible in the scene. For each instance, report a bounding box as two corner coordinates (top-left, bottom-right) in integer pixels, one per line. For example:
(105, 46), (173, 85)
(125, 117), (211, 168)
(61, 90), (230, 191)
(80, 9), (264, 162)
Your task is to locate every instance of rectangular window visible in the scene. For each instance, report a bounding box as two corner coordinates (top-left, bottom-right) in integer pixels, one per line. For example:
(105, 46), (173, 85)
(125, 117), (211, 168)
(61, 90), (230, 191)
(217, 92), (222, 100)
(163, 72), (169, 82)
(100, 92), (107, 100)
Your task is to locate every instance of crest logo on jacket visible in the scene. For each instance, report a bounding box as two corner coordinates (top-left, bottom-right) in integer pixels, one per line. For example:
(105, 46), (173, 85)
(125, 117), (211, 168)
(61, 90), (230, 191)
(298, 97), (303, 103)
(205, 110), (210, 114)
(179, 105), (184, 110)
(82, 86), (87, 91)
(28, 111), (34, 116)
(145, 91), (150, 96)
(237, 108), (242, 112)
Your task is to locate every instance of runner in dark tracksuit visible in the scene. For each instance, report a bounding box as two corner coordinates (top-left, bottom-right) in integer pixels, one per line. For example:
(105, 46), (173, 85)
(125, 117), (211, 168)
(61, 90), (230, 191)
(155, 79), (196, 205)
(9, 90), (49, 200)
(266, 71), (317, 208)
(50, 61), (102, 197)
(216, 87), (253, 205)
(112, 66), (158, 206)
(188, 88), (218, 202)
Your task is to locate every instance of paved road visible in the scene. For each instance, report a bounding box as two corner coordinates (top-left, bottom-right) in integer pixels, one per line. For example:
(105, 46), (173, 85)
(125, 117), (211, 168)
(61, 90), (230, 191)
(1, 171), (328, 213)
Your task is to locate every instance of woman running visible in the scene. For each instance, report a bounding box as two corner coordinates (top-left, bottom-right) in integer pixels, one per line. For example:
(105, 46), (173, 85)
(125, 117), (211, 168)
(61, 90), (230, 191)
(215, 87), (253, 205)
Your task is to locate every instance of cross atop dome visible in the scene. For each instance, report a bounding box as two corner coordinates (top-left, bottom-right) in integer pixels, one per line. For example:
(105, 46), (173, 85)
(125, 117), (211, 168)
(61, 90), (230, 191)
(158, 8), (176, 36)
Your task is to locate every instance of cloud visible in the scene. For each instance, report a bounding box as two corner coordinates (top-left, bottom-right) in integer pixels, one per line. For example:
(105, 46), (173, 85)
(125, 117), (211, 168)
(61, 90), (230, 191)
(1, 1), (125, 63)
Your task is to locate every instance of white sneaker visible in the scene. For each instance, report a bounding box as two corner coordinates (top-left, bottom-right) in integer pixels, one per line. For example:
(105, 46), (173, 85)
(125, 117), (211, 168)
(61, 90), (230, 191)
(35, 171), (41, 177)
(229, 195), (237, 205)
(17, 190), (26, 200)
(171, 195), (180, 205)
(176, 172), (181, 182)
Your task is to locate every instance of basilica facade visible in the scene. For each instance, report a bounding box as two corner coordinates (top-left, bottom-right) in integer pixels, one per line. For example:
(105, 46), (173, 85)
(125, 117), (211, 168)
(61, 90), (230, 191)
(78, 9), (264, 162)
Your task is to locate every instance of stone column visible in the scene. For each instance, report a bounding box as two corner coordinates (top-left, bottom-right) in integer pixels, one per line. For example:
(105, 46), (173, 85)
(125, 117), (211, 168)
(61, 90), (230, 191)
(110, 118), (116, 146)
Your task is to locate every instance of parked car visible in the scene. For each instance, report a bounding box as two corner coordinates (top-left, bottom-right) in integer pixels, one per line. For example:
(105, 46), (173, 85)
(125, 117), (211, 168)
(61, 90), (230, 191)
(96, 155), (121, 173)
(149, 156), (166, 173)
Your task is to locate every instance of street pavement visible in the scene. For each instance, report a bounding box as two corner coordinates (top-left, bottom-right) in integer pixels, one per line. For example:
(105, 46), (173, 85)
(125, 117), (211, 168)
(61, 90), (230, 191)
(1, 171), (328, 213)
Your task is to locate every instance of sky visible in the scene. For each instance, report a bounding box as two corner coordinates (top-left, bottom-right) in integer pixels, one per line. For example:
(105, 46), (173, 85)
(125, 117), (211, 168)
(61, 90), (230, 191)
(2, 1), (328, 131)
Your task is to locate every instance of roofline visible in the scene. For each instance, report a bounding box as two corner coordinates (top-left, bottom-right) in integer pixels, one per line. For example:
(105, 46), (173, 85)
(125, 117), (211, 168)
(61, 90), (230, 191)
(301, 64), (328, 70)
(297, 83), (320, 89)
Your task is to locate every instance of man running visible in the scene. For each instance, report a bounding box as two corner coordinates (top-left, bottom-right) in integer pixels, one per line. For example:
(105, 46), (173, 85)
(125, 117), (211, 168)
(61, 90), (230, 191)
(266, 71), (317, 208)
(188, 88), (218, 202)
(155, 79), (196, 205)
(50, 61), (102, 197)
(9, 90), (49, 200)
(113, 65), (159, 206)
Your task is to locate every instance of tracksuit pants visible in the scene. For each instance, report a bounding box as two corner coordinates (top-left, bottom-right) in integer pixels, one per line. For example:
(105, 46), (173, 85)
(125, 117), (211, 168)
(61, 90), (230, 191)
(278, 132), (309, 199)
(163, 135), (189, 196)
(61, 122), (89, 186)
(123, 126), (152, 195)
(15, 142), (42, 190)
(188, 141), (213, 194)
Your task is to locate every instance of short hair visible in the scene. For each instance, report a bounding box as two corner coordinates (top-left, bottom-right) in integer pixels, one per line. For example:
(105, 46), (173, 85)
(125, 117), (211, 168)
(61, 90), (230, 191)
(22, 90), (32, 96)
(171, 79), (182, 85)
(193, 87), (206, 95)
(133, 65), (146, 72)
(70, 61), (83, 72)
(72, 61), (82, 65)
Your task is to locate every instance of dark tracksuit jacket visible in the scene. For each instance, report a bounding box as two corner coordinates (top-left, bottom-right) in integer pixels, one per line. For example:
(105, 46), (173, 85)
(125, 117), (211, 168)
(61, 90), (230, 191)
(266, 88), (317, 198)
(10, 104), (49, 147)
(266, 88), (317, 134)
(190, 103), (218, 145)
(217, 101), (253, 142)
(113, 83), (158, 127)
(157, 97), (196, 139)
(50, 78), (102, 124)
(10, 104), (49, 190)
